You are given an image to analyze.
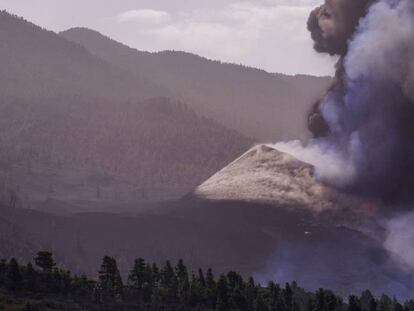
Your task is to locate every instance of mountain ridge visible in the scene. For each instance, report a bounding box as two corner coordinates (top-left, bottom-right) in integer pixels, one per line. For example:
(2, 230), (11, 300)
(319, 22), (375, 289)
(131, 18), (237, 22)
(61, 27), (331, 141)
(0, 11), (167, 101)
(61, 27), (331, 79)
(0, 11), (253, 205)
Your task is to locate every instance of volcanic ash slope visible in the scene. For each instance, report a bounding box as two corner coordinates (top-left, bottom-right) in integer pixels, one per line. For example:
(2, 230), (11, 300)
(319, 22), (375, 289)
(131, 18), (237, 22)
(194, 144), (361, 211)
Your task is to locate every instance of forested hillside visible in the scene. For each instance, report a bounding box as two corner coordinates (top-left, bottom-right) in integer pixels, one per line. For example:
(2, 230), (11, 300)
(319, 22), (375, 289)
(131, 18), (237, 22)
(61, 28), (331, 141)
(0, 11), (166, 101)
(0, 251), (412, 311)
(0, 11), (252, 205)
(0, 96), (251, 205)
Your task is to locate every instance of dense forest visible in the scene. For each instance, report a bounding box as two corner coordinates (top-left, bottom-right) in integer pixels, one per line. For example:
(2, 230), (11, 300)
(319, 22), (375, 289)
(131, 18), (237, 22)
(0, 251), (413, 311)
(0, 96), (252, 204)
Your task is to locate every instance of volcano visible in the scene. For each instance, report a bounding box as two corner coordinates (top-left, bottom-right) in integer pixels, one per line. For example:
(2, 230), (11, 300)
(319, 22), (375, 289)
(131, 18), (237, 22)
(189, 145), (414, 298)
(194, 144), (364, 212)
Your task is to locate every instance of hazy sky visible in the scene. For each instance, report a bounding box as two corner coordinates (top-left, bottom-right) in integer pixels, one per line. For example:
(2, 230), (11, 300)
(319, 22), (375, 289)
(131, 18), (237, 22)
(0, 0), (337, 76)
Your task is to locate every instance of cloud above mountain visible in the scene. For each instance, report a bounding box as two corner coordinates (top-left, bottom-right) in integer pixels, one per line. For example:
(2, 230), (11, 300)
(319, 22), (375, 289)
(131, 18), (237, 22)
(117, 9), (172, 26)
(0, 0), (335, 75)
(112, 1), (335, 75)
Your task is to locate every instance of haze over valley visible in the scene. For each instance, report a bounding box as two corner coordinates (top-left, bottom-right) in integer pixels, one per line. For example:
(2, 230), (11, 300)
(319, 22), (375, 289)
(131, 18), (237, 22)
(1, 1), (414, 309)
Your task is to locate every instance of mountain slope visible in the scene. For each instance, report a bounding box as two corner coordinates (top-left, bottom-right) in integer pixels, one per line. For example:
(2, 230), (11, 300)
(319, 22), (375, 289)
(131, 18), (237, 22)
(0, 11), (167, 101)
(60, 28), (331, 141)
(0, 12), (253, 205)
(0, 96), (252, 205)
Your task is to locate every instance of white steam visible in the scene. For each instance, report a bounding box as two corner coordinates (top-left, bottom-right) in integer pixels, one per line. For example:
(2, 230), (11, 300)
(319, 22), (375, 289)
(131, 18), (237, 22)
(384, 212), (414, 271)
(335, 0), (414, 182)
(345, 0), (414, 85)
(272, 139), (356, 187)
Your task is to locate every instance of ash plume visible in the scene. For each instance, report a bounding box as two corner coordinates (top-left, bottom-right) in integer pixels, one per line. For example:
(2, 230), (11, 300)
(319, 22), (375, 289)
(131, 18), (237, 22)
(384, 212), (414, 271)
(307, 0), (373, 56)
(278, 0), (414, 200)
(271, 0), (414, 292)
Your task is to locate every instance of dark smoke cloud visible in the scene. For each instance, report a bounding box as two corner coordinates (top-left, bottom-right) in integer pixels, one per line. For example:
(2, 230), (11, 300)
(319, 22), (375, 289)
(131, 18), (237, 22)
(307, 0), (374, 56)
(303, 0), (414, 200)
(307, 0), (374, 137)
(404, 62), (414, 102)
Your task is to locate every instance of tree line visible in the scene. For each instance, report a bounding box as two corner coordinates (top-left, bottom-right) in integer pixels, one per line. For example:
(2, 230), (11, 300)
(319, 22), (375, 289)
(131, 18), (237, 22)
(0, 251), (413, 311)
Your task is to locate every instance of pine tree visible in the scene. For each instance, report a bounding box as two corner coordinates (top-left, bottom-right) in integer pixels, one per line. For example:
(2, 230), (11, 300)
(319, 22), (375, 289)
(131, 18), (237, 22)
(50, 267), (71, 293)
(151, 281), (163, 310)
(268, 281), (281, 311)
(326, 290), (339, 311)
(23, 262), (37, 291)
(284, 283), (294, 311)
(349, 295), (362, 311)
(189, 273), (202, 307)
(72, 274), (92, 298)
(96, 256), (123, 303)
(361, 290), (375, 311)
(316, 288), (326, 311)
(394, 302), (404, 311)
(176, 259), (188, 283)
(151, 263), (160, 283)
(128, 258), (146, 294)
(206, 268), (217, 308)
(306, 297), (316, 311)
(198, 268), (206, 287)
(176, 259), (190, 304)
(60, 269), (72, 293)
(246, 277), (259, 311)
(142, 263), (155, 302)
(161, 260), (178, 303)
(6, 258), (23, 291)
(34, 251), (56, 273)
(255, 292), (269, 311)
(51, 268), (63, 292)
(216, 274), (229, 311)
(178, 274), (190, 305)
(0, 259), (7, 286)
(227, 271), (246, 310)
(379, 295), (393, 311)
(404, 300), (414, 311)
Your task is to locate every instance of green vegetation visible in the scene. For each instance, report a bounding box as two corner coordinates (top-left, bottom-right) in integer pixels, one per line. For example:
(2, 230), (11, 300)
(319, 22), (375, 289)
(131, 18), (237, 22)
(0, 251), (412, 311)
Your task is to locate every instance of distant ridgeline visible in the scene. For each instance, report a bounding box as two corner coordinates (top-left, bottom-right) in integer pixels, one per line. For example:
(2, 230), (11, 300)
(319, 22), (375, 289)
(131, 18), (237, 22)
(0, 251), (412, 311)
